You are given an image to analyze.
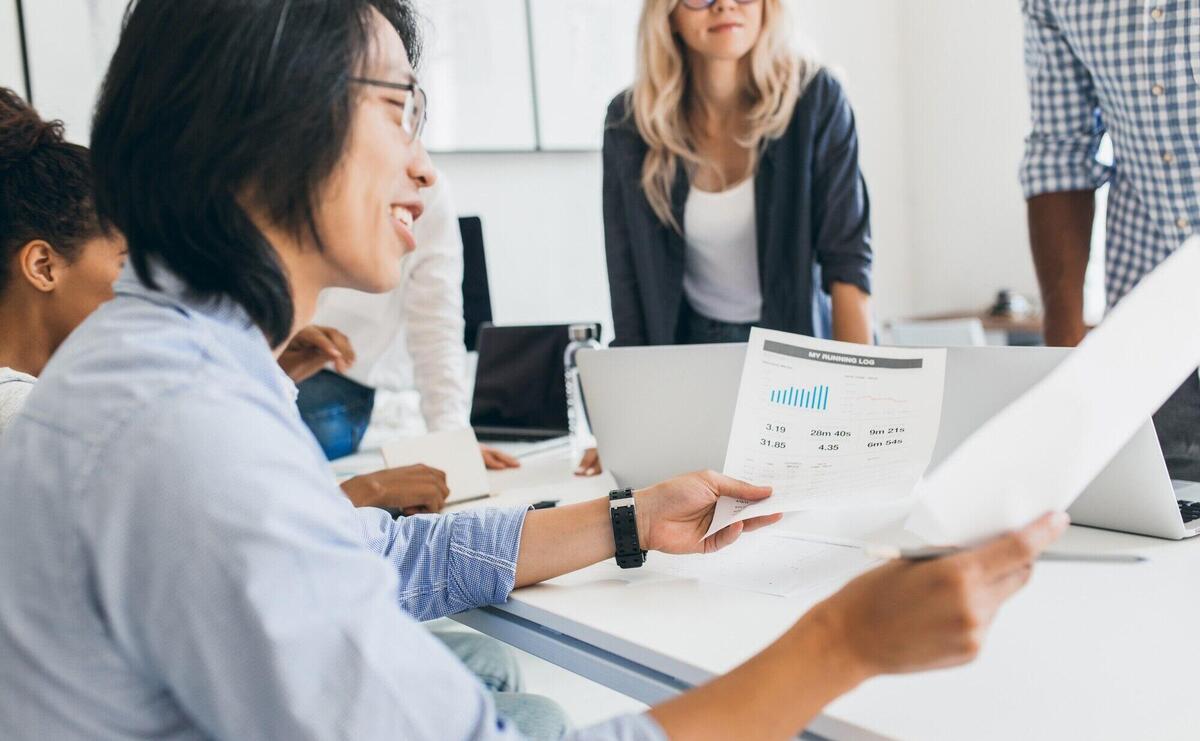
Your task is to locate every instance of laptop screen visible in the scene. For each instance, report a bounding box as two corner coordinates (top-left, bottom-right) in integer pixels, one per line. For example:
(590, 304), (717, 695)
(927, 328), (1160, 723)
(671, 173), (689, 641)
(470, 323), (598, 434)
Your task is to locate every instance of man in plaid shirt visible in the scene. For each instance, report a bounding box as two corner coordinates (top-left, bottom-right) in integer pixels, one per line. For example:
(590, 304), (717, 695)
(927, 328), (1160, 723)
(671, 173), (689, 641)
(1021, 0), (1200, 479)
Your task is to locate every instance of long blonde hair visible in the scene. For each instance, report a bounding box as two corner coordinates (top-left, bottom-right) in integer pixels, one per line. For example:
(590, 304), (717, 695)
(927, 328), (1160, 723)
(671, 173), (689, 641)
(629, 0), (818, 230)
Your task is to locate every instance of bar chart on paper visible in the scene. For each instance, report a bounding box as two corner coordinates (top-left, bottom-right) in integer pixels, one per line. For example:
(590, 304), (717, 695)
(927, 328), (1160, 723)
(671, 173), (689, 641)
(707, 328), (948, 535)
(769, 385), (830, 410)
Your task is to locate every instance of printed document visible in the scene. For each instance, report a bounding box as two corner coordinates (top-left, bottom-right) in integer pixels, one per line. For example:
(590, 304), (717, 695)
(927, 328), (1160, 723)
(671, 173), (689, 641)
(706, 330), (946, 536)
(641, 532), (879, 598)
(908, 237), (1200, 544)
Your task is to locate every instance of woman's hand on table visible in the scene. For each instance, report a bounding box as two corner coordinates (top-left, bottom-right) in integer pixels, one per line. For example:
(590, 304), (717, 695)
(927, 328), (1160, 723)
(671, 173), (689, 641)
(575, 447), (602, 477)
(279, 325), (356, 383)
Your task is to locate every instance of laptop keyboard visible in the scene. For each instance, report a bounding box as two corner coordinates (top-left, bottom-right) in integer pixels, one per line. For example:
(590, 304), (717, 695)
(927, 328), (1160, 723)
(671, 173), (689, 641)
(1178, 500), (1200, 524)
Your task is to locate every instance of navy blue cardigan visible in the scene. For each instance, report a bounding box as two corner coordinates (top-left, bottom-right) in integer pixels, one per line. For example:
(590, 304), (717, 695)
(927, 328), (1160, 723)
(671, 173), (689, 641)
(602, 68), (873, 346)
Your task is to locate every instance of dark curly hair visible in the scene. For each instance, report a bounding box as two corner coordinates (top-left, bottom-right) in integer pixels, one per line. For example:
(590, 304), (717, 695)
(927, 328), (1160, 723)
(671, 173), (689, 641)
(91, 0), (423, 347)
(0, 87), (105, 293)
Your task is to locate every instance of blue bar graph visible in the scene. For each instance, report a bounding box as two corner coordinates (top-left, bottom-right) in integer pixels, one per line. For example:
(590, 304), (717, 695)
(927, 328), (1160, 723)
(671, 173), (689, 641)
(769, 384), (830, 410)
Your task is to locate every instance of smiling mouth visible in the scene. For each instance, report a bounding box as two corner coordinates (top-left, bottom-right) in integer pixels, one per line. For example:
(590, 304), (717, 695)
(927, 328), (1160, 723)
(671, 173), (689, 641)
(390, 204), (414, 229)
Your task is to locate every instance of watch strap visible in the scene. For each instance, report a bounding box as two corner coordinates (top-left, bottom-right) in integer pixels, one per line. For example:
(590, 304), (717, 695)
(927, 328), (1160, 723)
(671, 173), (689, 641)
(609, 488), (646, 569)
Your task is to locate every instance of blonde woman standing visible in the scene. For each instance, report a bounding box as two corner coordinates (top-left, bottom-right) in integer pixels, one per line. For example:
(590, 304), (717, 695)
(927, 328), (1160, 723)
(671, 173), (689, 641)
(604, 0), (873, 346)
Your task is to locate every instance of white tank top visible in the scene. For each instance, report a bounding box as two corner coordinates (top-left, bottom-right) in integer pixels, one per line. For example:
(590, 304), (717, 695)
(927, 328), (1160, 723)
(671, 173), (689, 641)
(682, 177), (762, 324)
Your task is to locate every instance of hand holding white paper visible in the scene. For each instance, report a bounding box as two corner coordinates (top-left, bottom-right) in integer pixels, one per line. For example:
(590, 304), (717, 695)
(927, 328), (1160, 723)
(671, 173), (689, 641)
(907, 237), (1200, 544)
(707, 329), (946, 537)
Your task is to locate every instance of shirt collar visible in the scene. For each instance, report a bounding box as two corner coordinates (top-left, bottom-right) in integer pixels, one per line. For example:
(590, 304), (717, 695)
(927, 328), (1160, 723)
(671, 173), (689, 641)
(114, 261), (300, 403)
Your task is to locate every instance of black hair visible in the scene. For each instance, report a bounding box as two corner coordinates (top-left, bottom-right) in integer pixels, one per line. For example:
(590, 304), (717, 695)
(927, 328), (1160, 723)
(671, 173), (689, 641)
(90, 0), (422, 346)
(0, 87), (104, 293)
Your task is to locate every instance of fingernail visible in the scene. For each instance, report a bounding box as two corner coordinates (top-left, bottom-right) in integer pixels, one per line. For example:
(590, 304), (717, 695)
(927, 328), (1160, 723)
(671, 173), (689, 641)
(1050, 511), (1070, 529)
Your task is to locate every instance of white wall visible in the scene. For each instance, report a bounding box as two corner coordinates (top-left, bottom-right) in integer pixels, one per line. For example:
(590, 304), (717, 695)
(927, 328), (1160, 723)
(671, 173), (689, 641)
(21, 0), (123, 143)
(437, 151), (615, 335)
(1, 0), (24, 96)
(792, 0), (913, 322)
(901, 0), (1039, 316)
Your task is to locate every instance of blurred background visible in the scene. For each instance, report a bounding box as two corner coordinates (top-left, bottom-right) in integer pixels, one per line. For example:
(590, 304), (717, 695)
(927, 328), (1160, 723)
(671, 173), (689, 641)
(0, 0), (1108, 343)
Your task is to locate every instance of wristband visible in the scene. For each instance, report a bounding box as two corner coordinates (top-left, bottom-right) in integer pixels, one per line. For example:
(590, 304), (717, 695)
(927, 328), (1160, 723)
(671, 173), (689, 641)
(609, 488), (646, 569)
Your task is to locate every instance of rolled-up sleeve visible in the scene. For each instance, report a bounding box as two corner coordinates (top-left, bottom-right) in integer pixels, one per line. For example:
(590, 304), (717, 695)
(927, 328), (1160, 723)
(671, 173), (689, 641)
(357, 505), (527, 621)
(810, 73), (873, 297)
(1019, 0), (1111, 198)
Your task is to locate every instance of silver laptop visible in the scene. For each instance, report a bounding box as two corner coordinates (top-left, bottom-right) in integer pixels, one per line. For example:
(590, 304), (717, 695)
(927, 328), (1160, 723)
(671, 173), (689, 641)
(577, 344), (745, 489)
(578, 343), (1200, 540)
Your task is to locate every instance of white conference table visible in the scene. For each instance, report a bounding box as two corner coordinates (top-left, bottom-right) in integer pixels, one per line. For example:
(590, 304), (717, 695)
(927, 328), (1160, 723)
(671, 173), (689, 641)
(340, 445), (1200, 741)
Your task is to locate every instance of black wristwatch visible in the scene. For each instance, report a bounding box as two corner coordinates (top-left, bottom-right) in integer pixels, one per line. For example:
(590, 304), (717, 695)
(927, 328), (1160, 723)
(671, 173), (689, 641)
(609, 488), (646, 569)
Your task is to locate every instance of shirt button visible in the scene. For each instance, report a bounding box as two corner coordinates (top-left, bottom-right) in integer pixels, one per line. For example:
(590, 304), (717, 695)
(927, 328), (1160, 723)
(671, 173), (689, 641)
(1177, 217), (1190, 231)
(1163, 151), (1175, 164)
(1151, 7), (1165, 20)
(1152, 84), (1166, 96)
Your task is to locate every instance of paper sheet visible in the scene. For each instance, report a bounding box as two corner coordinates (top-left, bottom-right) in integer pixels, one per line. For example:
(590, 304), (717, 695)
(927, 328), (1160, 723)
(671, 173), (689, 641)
(907, 237), (1200, 544)
(381, 429), (491, 505)
(641, 533), (879, 598)
(706, 329), (946, 536)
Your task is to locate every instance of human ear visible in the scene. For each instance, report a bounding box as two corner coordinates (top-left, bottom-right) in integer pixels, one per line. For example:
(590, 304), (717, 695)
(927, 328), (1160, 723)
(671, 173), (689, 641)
(18, 240), (65, 293)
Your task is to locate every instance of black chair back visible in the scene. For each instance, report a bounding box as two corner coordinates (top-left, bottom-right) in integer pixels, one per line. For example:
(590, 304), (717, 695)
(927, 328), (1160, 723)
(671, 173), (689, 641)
(458, 216), (493, 352)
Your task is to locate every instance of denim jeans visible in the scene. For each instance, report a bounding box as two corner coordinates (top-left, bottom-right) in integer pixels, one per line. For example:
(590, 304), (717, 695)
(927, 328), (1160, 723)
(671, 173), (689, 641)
(678, 298), (834, 344)
(434, 630), (570, 740)
(296, 370), (376, 460)
(678, 303), (755, 344)
(1153, 372), (1200, 482)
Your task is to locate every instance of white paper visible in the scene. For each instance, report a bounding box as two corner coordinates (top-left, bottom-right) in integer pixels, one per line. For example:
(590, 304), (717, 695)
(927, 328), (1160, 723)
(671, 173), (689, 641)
(381, 429), (491, 504)
(907, 237), (1200, 544)
(641, 533), (879, 598)
(707, 329), (946, 536)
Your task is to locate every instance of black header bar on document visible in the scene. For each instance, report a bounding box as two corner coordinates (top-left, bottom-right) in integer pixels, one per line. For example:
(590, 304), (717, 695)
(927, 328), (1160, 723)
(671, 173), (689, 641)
(763, 340), (924, 369)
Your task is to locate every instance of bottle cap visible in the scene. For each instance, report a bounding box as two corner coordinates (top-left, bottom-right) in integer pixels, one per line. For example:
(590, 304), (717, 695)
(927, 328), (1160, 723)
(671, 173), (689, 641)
(568, 323), (598, 342)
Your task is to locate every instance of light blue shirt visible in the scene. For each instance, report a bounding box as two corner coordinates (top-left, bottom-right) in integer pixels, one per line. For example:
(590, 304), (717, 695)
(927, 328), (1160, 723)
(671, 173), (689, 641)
(0, 265), (662, 740)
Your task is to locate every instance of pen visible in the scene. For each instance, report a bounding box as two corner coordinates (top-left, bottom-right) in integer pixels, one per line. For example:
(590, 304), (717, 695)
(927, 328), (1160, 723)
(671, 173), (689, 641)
(865, 545), (1146, 564)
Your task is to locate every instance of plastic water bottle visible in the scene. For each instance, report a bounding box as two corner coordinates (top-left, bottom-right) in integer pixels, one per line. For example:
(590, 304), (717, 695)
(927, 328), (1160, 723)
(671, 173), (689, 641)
(564, 324), (600, 459)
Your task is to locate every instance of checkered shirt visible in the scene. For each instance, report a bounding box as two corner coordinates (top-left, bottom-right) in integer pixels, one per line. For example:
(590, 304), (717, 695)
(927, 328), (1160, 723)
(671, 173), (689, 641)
(1020, 0), (1200, 308)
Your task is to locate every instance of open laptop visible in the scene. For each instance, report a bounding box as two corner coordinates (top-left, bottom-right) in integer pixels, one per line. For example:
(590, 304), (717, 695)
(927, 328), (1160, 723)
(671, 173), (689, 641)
(577, 344), (744, 488)
(470, 322), (599, 444)
(578, 343), (1200, 540)
(932, 346), (1200, 540)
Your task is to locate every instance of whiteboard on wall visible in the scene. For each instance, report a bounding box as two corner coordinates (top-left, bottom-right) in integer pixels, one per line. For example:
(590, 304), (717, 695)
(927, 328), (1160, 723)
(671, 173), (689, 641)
(415, 0), (538, 152)
(22, 0), (124, 143)
(1, 0), (26, 97)
(15, 0), (638, 152)
(527, 0), (640, 151)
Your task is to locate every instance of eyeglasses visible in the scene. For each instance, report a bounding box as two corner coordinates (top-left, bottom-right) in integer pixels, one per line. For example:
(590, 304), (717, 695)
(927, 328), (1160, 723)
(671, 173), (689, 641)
(680, 0), (759, 9)
(348, 76), (428, 143)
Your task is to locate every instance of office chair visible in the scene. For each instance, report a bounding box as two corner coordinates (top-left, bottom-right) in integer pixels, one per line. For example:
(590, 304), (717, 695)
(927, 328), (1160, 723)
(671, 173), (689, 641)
(458, 216), (494, 352)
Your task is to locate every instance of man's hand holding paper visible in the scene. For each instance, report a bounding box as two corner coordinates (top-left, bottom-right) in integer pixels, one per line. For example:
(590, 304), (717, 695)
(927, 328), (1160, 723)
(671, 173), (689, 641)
(706, 330), (947, 537)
